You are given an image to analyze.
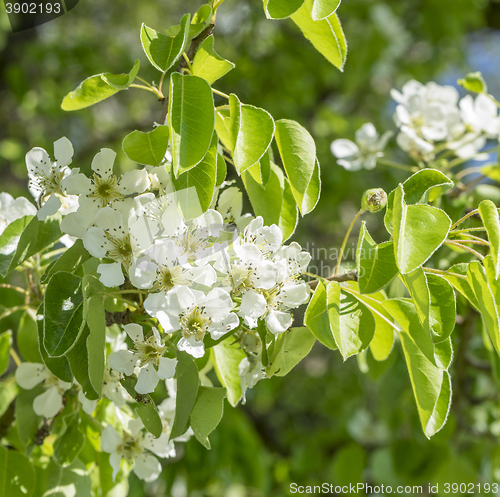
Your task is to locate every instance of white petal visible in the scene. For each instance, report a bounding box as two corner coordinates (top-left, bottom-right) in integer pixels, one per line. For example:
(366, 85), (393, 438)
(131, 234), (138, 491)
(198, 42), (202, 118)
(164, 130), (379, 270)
(123, 323), (144, 344)
(109, 452), (123, 481)
(65, 173), (92, 195)
(253, 261), (279, 290)
(177, 336), (205, 358)
(280, 282), (310, 308)
(25, 147), (51, 178)
(129, 257), (157, 289)
(185, 265), (217, 286)
(119, 169), (151, 194)
(101, 425), (122, 453)
(157, 357), (177, 380)
(240, 291), (267, 319)
(135, 364), (160, 394)
(54, 137), (74, 168)
(83, 227), (107, 258)
(266, 310), (292, 335)
(330, 139), (359, 159)
(78, 389), (97, 415)
(97, 262), (125, 287)
(33, 386), (63, 418)
(142, 432), (176, 459)
(36, 194), (61, 221)
(202, 288), (233, 322)
(144, 292), (178, 332)
(91, 148), (116, 179)
(94, 206), (123, 231)
(110, 350), (138, 376)
(209, 312), (240, 340)
(15, 362), (49, 390)
(133, 453), (161, 482)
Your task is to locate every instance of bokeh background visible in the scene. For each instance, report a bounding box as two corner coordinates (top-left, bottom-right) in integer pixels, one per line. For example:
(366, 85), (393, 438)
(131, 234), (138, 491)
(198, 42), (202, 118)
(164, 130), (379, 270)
(1, 0), (500, 495)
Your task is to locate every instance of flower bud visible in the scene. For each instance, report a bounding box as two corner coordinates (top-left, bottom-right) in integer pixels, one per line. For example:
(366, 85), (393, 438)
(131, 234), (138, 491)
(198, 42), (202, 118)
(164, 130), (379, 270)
(458, 72), (487, 95)
(361, 188), (387, 213)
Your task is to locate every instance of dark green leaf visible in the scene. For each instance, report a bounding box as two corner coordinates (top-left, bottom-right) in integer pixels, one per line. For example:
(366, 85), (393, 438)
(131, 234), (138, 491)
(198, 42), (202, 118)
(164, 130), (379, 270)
(136, 403), (162, 439)
(53, 412), (85, 467)
(17, 311), (42, 363)
(0, 444), (35, 497)
(41, 239), (90, 284)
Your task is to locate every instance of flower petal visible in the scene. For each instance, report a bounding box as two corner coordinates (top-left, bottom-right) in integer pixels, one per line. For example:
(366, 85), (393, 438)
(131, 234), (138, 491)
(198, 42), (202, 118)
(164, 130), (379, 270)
(157, 357), (177, 380)
(133, 453), (161, 482)
(177, 336), (205, 358)
(33, 386), (63, 418)
(91, 148), (116, 179)
(54, 137), (74, 168)
(97, 262), (125, 288)
(135, 363), (160, 394)
(110, 349), (138, 376)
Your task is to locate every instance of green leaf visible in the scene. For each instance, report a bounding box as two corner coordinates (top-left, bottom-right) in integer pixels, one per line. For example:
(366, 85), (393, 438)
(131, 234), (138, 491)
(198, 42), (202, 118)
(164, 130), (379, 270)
(274, 119), (319, 215)
(242, 163), (298, 241)
(439, 263), (479, 310)
(136, 403), (162, 439)
(345, 284), (395, 361)
(216, 153), (227, 187)
(267, 327), (316, 376)
(36, 306), (73, 383)
(333, 444), (366, 487)
(17, 311), (42, 363)
(403, 268), (456, 343)
(15, 386), (42, 449)
(392, 184), (451, 274)
(53, 412), (85, 467)
(140, 15), (191, 72)
(61, 61), (140, 111)
(41, 239), (90, 284)
(304, 281), (337, 350)
(385, 169), (453, 233)
(102, 60), (141, 89)
(1, 214), (61, 277)
(165, 5), (212, 39)
(122, 126), (169, 167)
(311, 0), (341, 20)
(479, 199), (500, 279)
(40, 459), (91, 497)
(214, 107), (232, 151)
(170, 351), (199, 440)
(189, 386), (226, 449)
(229, 94), (275, 175)
(399, 329), (452, 438)
(263, 0), (304, 19)
(458, 72), (487, 94)
(168, 73), (215, 177)
(212, 339), (246, 407)
(467, 260), (500, 355)
(0, 330), (12, 376)
(82, 275), (106, 397)
(173, 132), (217, 220)
(290, 1), (347, 70)
(357, 222), (398, 294)
(329, 284), (375, 360)
(0, 445), (35, 497)
(0, 216), (32, 277)
(192, 35), (235, 85)
(43, 272), (84, 358)
(66, 324), (99, 401)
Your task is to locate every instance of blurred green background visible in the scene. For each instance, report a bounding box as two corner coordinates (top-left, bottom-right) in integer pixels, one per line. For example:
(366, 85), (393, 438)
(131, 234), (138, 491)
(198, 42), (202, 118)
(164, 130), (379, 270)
(2, 0), (500, 495)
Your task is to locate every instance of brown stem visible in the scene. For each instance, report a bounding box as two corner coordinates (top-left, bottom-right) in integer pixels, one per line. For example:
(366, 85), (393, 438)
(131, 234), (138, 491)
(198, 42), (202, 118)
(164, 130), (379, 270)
(105, 309), (132, 326)
(307, 271), (358, 289)
(159, 22), (216, 124)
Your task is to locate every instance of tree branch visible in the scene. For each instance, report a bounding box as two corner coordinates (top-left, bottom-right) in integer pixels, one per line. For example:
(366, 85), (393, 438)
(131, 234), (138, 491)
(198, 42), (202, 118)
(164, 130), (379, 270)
(307, 271), (358, 289)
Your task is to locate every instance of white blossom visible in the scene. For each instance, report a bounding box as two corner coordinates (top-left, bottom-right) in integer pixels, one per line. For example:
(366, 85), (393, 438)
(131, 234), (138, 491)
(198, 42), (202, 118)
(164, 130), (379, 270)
(0, 193), (36, 234)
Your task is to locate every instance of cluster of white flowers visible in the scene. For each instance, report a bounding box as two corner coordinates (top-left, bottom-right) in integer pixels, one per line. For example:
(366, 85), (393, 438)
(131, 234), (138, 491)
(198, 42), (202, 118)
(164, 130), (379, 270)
(331, 79), (500, 169)
(13, 138), (312, 482)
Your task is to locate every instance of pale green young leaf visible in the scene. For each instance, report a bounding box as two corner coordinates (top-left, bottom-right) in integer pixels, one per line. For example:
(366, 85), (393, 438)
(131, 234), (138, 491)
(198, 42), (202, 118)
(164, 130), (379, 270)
(53, 412), (85, 467)
(290, 1), (347, 70)
(136, 403), (162, 439)
(212, 339), (245, 407)
(61, 61), (140, 111)
(102, 60), (140, 89)
(311, 0), (341, 20)
(479, 199), (500, 279)
(216, 153), (227, 187)
(169, 73), (215, 177)
(263, 0), (304, 19)
(229, 94), (275, 174)
(173, 132), (217, 220)
(18, 311), (42, 363)
(357, 222), (398, 294)
(3, 214), (62, 277)
(122, 126), (169, 166)
(171, 351), (199, 439)
(399, 329), (452, 438)
(304, 281), (337, 350)
(329, 284), (375, 360)
(438, 263), (479, 310)
(403, 268), (456, 343)
(43, 272), (84, 358)
(41, 239), (90, 284)
(345, 283), (395, 361)
(36, 306), (73, 382)
(279, 170), (299, 241)
(82, 275), (106, 396)
(274, 119), (318, 215)
(0, 216), (32, 277)
(165, 5), (212, 39)
(0, 330), (12, 376)
(392, 185), (451, 274)
(192, 35), (235, 85)
(66, 325), (99, 401)
(190, 386), (226, 449)
(385, 169), (453, 233)
(141, 15), (191, 72)
(267, 327), (316, 377)
(214, 107), (233, 151)
(0, 444), (36, 497)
